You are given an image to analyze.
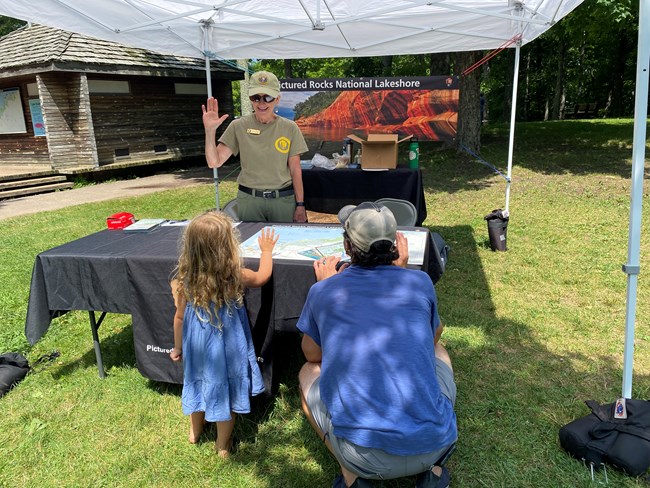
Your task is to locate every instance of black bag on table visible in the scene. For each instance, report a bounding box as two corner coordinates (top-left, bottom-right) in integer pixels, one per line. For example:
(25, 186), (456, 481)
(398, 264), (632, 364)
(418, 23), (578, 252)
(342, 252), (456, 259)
(0, 352), (30, 398)
(559, 399), (650, 477)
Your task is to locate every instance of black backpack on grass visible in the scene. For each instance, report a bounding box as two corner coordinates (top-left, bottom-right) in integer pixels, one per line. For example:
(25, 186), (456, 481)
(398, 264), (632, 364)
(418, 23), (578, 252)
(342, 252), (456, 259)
(0, 352), (30, 398)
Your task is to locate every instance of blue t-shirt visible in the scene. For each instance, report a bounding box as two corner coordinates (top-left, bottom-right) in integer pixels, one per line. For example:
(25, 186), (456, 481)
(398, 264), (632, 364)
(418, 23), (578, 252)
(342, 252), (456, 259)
(297, 264), (457, 456)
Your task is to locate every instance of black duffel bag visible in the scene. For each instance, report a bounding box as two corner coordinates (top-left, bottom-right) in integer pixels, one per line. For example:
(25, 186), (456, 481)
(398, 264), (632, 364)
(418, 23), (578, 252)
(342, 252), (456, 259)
(0, 352), (30, 398)
(559, 399), (650, 477)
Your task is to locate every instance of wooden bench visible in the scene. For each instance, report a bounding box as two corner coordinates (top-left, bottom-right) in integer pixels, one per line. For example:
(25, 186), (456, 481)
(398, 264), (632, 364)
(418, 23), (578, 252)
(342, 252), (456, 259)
(566, 102), (598, 119)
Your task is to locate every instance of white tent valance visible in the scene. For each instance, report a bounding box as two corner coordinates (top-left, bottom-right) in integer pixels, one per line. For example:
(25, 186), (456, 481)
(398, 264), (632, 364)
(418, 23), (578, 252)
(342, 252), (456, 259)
(0, 0), (583, 60)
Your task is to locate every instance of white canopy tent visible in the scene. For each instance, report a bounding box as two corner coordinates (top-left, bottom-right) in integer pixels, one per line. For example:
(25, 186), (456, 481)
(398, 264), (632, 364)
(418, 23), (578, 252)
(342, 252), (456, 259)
(0, 0), (647, 398)
(0, 1), (583, 59)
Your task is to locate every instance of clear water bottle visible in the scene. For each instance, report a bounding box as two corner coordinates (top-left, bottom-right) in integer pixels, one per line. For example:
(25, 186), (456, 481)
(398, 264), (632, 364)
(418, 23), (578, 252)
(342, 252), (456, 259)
(408, 137), (419, 169)
(353, 149), (362, 167)
(343, 138), (353, 157)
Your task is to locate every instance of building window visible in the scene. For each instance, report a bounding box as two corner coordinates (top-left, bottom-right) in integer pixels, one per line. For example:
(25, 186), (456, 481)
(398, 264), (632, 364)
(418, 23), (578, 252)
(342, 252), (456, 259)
(174, 83), (207, 95)
(153, 144), (168, 153)
(115, 148), (130, 158)
(89, 80), (130, 94)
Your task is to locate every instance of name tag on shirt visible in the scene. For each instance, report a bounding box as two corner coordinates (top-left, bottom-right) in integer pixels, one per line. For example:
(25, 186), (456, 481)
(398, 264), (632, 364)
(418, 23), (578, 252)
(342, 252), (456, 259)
(247, 128), (261, 135)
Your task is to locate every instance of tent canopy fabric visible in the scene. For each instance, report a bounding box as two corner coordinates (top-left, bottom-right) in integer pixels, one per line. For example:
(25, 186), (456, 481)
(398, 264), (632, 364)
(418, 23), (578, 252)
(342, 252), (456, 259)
(0, 0), (584, 61)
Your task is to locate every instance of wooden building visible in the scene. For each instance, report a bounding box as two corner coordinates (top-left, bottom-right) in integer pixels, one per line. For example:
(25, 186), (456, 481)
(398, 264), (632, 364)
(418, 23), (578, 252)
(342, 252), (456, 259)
(0, 24), (243, 172)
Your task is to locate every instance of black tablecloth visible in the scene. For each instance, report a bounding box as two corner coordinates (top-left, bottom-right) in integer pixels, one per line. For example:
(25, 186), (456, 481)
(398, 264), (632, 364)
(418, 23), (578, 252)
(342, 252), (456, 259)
(302, 168), (427, 226)
(25, 222), (444, 392)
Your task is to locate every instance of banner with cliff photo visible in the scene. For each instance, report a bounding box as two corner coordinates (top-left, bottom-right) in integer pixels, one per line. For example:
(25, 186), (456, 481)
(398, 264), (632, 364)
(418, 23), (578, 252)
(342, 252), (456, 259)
(277, 76), (459, 142)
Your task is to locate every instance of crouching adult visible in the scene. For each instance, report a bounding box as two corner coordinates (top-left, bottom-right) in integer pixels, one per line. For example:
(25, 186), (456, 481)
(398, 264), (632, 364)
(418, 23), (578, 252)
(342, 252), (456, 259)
(297, 202), (458, 488)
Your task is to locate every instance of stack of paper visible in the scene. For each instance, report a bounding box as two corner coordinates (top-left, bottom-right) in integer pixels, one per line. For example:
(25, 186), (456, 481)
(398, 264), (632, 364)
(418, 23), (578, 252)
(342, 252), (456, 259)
(123, 219), (167, 233)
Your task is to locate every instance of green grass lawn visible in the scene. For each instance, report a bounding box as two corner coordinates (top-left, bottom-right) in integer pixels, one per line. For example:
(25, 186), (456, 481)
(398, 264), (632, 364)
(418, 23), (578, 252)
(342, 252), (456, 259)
(1, 118), (649, 487)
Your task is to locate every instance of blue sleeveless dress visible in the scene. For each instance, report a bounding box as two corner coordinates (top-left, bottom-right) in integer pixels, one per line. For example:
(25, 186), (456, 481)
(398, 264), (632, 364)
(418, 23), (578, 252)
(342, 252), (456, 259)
(181, 301), (264, 422)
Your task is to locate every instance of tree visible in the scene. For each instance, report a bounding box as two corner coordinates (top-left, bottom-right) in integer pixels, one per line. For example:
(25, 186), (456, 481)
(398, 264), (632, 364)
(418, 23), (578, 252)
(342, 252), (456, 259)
(255, 58), (351, 78)
(381, 56), (393, 76)
(0, 15), (25, 37)
(589, 0), (637, 117)
(429, 53), (451, 76)
(283, 59), (293, 78)
(481, 0), (639, 122)
(455, 51), (483, 153)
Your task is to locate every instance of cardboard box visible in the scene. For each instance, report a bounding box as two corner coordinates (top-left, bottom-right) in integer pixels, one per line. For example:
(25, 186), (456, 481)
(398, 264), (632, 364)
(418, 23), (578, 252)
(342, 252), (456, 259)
(347, 133), (412, 169)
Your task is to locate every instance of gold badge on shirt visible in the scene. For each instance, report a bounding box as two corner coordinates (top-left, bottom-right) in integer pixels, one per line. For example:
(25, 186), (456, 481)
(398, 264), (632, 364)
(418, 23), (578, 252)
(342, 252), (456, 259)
(247, 128), (261, 135)
(275, 137), (291, 154)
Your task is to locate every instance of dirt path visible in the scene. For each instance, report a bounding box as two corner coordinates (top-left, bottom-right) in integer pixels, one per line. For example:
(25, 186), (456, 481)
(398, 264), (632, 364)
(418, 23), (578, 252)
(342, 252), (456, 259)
(0, 167), (215, 221)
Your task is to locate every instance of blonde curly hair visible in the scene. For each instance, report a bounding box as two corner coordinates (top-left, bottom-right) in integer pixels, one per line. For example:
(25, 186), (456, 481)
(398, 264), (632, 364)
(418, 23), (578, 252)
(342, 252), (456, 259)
(174, 211), (243, 327)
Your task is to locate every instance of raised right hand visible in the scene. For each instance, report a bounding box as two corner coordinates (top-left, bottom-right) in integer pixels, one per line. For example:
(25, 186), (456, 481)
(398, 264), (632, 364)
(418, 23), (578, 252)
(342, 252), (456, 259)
(202, 97), (229, 131)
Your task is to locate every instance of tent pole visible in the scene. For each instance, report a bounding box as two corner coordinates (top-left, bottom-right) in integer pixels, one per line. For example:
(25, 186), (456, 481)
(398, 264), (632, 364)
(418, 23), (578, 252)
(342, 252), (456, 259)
(621, 0), (649, 399)
(504, 42), (521, 213)
(205, 54), (220, 210)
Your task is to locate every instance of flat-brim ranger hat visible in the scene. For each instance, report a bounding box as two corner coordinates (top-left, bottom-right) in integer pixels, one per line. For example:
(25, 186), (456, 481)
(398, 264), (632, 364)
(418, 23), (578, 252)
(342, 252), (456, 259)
(338, 202), (397, 252)
(248, 71), (280, 99)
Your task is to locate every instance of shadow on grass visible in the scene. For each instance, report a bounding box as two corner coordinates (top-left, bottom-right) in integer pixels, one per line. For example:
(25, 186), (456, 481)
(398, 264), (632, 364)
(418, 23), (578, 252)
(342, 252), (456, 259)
(192, 221), (645, 486)
(50, 318), (137, 380)
(226, 223), (650, 487)
(429, 224), (650, 487)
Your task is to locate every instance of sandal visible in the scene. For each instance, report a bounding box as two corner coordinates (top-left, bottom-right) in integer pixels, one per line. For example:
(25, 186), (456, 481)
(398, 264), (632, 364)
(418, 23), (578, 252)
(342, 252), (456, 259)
(415, 465), (450, 488)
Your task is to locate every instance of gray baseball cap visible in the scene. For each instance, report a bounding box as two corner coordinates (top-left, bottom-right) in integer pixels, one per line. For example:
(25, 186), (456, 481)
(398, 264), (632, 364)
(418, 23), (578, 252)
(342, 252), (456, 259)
(338, 202), (397, 252)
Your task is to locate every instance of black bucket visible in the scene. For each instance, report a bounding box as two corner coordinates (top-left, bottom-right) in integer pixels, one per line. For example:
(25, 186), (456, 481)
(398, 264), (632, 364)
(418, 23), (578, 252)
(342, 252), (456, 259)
(484, 209), (509, 252)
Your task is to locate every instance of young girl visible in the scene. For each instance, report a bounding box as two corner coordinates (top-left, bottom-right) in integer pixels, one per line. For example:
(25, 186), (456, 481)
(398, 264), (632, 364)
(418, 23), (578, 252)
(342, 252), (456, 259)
(169, 211), (278, 457)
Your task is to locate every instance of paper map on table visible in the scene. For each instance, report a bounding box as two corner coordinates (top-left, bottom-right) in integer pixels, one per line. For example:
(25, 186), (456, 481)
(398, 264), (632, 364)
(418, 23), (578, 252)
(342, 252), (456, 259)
(240, 225), (427, 265)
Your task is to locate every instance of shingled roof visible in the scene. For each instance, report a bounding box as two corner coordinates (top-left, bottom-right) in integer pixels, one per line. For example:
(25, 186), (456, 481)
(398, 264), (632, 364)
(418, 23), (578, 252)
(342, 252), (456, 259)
(0, 23), (244, 80)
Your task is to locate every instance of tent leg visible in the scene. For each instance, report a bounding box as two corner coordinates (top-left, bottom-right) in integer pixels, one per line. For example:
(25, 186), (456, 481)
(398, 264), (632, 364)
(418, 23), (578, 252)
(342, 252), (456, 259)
(205, 56), (220, 210)
(621, 0), (650, 399)
(504, 42), (521, 214)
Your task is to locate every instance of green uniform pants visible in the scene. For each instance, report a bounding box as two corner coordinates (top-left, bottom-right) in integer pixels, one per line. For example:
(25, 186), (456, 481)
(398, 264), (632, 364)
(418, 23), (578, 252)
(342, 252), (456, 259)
(236, 190), (296, 222)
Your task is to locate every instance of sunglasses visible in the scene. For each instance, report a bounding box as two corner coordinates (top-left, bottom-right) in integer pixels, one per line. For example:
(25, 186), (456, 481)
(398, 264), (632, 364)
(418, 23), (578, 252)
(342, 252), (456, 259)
(249, 94), (276, 103)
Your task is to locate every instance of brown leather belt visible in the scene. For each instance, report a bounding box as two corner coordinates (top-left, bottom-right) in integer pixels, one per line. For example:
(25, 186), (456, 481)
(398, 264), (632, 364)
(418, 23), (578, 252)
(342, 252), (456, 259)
(238, 185), (294, 199)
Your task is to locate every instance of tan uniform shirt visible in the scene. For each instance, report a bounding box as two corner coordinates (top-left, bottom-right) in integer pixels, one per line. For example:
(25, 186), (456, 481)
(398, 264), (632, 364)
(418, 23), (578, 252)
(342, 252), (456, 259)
(219, 114), (308, 190)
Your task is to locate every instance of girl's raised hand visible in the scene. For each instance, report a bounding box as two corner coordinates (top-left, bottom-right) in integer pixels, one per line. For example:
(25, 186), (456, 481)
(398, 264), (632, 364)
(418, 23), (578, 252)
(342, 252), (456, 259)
(258, 227), (279, 253)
